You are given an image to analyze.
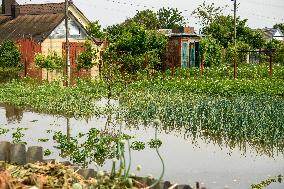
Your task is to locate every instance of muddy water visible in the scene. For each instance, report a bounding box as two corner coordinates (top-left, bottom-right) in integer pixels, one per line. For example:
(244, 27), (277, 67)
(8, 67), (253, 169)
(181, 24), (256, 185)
(0, 104), (283, 189)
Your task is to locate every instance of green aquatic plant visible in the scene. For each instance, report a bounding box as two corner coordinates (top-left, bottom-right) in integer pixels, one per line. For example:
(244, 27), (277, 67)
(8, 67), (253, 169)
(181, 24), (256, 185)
(38, 138), (49, 143)
(43, 149), (52, 156)
(251, 174), (283, 189)
(0, 128), (9, 136)
(11, 127), (27, 145)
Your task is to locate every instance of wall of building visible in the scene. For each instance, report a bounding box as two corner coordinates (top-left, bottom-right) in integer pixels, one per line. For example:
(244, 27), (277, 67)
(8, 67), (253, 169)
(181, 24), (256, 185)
(41, 38), (100, 81)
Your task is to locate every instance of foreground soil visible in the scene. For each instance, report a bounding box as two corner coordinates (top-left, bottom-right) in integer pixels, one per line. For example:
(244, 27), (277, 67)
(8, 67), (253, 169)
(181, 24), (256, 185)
(0, 162), (147, 189)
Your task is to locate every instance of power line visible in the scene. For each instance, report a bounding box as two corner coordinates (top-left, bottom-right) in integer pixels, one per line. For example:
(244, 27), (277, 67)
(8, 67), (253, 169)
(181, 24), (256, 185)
(245, 0), (284, 9)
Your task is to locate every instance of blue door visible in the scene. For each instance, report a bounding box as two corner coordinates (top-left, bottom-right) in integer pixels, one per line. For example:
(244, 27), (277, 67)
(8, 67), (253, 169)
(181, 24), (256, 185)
(182, 42), (189, 68)
(190, 47), (195, 67)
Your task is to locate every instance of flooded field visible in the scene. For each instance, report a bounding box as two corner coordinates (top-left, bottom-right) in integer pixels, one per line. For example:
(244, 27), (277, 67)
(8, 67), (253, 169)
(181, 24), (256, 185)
(0, 104), (283, 189)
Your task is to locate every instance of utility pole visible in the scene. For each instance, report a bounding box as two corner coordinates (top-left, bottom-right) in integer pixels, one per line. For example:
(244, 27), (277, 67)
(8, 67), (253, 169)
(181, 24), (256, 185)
(65, 0), (70, 86)
(232, 0), (237, 80)
(233, 0), (237, 47)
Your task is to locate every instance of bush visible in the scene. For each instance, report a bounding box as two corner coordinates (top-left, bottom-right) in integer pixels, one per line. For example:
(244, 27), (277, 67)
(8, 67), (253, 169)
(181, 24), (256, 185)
(0, 40), (22, 69)
(35, 52), (63, 71)
(200, 36), (222, 67)
(0, 40), (22, 81)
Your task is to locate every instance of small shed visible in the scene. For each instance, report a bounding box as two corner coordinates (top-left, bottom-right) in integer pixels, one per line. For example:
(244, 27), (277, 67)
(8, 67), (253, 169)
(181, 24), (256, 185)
(160, 27), (202, 70)
(0, 0), (103, 81)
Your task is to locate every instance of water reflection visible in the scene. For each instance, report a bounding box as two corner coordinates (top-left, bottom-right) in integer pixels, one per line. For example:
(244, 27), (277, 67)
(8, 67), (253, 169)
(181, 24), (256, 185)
(0, 104), (284, 189)
(0, 103), (23, 123)
(1, 102), (283, 158)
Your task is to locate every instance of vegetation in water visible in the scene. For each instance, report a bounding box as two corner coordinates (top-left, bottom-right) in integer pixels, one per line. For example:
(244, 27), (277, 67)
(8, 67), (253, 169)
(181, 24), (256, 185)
(11, 128), (27, 145)
(0, 78), (108, 118)
(119, 80), (284, 156)
(251, 175), (283, 189)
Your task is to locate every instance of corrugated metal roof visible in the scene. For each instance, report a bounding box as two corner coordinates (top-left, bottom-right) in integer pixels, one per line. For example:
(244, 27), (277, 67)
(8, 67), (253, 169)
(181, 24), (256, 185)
(0, 13), (65, 43)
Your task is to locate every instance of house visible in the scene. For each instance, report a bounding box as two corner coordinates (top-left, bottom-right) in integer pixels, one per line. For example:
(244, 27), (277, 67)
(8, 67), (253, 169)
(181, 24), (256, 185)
(0, 0), (102, 81)
(261, 27), (284, 42)
(159, 26), (202, 70)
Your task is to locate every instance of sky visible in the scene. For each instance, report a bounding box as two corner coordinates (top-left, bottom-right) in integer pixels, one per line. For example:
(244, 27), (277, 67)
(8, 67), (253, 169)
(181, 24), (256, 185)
(16, 0), (284, 31)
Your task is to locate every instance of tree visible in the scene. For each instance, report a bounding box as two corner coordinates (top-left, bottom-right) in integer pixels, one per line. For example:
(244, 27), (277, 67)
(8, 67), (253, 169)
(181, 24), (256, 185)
(157, 7), (185, 29)
(200, 36), (222, 67)
(35, 52), (63, 80)
(105, 22), (168, 74)
(193, 2), (265, 49)
(127, 9), (159, 30)
(77, 40), (98, 71)
(86, 21), (105, 39)
(273, 23), (284, 34)
(265, 39), (284, 65)
(192, 1), (226, 28)
(203, 15), (264, 48)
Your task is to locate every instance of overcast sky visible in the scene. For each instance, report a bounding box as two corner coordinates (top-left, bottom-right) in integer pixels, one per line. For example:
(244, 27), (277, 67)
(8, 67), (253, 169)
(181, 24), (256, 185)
(17, 0), (284, 31)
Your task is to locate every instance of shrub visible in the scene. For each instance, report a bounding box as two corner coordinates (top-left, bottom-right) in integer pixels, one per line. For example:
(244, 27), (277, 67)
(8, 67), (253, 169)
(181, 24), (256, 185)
(200, 36), (222, 67)
(35, 52), (63, 71)
(0, 40), (22, 69)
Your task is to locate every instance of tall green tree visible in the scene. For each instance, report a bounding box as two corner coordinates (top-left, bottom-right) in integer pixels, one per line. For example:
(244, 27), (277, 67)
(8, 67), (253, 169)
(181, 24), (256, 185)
(200, 36), (222, 67)
(193, 2), (265, 49)
(103, 22), (168, 81)
(157, 7), (185, 29)
(192, 1), (226, 28)
(86, 20), (105, 39)
(203, 15), (264, 48)
(127, 9), (159, 30)
(123, 7), (185, 30)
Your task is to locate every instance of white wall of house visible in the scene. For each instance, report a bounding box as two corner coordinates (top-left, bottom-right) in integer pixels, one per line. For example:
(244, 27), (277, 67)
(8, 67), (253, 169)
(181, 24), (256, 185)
(273, 29), (284, 41)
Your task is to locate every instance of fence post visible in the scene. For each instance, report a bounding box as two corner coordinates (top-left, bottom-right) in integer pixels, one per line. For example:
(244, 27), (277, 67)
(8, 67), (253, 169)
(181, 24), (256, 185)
(234, 53), (237, 80)
(0, 141), (10, 162)
(269, 49), (273, 78)
(27, 146), (43, 163)
(10, 143), (26, 165)
(24, 57), (28, 77)
(200, 51), (204, 77)
(171, 61), (175, 79)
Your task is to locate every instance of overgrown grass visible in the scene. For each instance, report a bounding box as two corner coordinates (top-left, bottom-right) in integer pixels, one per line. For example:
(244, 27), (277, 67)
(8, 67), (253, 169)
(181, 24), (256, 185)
(167, 63), (284, 80)
(127, 79), (284, 97)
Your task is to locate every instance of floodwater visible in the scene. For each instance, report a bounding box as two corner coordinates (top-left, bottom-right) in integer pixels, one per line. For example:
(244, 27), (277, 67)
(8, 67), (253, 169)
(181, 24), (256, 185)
(0, 104), (283, 189)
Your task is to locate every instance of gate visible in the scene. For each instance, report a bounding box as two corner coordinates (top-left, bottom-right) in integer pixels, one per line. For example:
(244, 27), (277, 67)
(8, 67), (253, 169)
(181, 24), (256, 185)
(62, 42), (91, 80)
(17, 39), (42, 79)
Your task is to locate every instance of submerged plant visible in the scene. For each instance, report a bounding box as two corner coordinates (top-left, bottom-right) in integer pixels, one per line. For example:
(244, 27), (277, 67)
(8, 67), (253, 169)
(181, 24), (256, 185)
(11, 128), (27, 145)
(251, 175), (283, 189)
